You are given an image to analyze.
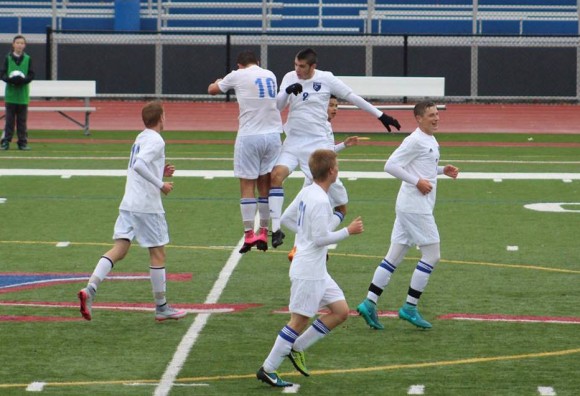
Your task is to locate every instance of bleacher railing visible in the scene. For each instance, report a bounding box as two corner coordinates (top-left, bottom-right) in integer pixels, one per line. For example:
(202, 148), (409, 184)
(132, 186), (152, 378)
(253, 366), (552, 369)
(0, 1), (578, 35)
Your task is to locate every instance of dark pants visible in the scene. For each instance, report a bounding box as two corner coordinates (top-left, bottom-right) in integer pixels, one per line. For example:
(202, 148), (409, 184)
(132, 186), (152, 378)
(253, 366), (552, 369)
(2, 103), (28, 146)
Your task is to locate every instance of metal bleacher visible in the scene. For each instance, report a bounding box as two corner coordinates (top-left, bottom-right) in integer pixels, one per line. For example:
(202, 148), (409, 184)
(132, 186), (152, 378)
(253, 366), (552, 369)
(0, 0), (577, 35)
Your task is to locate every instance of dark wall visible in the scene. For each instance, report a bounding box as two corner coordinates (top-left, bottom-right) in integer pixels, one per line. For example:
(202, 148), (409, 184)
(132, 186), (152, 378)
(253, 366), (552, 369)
(58, 44), (155, 94)
(479, 47), (576, 96)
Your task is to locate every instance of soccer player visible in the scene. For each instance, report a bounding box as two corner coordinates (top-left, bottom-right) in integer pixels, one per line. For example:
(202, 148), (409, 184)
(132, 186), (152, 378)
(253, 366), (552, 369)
(208, 50), (283, 253)
(357, 101), (459, 330)
(268, 47), (400, 248)
(288, 95), (361, 261)
(77, 101), (186, 322)
(257, 149), (364, 388)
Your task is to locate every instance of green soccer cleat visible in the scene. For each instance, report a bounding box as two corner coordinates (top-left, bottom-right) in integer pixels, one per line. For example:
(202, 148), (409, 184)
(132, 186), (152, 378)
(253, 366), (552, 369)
(356, 299), (384, 330)
(288, 349), (310, 377)
(398, 303), (432, 329)
(256, 367), (293, 387)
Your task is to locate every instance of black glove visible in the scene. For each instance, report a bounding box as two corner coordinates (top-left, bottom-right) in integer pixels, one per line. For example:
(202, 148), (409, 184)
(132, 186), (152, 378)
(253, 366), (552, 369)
(378, 113), (401, 133)
(285, 83), (303, 96)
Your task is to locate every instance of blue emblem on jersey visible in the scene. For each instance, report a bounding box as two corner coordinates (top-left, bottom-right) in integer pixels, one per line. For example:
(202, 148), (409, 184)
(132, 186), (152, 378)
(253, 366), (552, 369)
(313, 82), (321, 91)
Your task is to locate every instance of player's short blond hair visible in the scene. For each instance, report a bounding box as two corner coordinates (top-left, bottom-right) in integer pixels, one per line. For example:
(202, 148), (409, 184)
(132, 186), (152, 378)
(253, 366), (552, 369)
(142, 100), (164, 128)
(309, 149), (337, 181)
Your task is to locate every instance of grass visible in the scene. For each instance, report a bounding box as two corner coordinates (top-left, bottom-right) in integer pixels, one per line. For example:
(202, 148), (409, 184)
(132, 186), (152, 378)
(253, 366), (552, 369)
(0, 131), (579, 395)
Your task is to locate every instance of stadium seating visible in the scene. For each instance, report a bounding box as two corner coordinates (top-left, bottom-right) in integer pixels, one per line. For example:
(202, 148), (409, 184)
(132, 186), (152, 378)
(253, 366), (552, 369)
(0, 0), (576, 35)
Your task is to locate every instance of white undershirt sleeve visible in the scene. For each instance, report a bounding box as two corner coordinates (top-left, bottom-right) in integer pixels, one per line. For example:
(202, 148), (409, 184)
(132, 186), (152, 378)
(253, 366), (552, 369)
(133, 158), (164, 189)
(385, 159), (420, 186)
(281, 196), (299, 233)
(276, 90), (290, 111)
(314, 227), (349, 247)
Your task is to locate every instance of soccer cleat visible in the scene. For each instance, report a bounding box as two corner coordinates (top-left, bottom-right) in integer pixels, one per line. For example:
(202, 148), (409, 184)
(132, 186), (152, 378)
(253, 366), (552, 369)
(239, 230), (257, 254)
(255, 227), (268, 252)
(288, 349), (310, 377)
(155, 305), (187, 322)
(77, 287), (95, 321)
(0, 141), (8, 150)
(18, 144), (30, 151)
(271, 229), (285, 248)
(288, 246), (297, 262)
(398, 303), (432, 329)
(356, 299), (384, 330)
(256, 367), (293, 387)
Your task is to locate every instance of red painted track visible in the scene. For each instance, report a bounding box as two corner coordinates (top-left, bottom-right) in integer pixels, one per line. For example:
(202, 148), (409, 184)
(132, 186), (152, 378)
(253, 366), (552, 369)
(11, 100), (580, 134)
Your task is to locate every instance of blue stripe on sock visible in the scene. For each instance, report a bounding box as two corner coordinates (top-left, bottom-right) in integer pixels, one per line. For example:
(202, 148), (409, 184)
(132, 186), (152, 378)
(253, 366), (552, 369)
(312, 319), (330, 335)
(379, 259), (396, 273)
(279, 325), (299, 343)
(240, 198), (257, 205)
(258, 197), (268, 204)
(416, 260), (434, 274)
(269, 188), (284, 198)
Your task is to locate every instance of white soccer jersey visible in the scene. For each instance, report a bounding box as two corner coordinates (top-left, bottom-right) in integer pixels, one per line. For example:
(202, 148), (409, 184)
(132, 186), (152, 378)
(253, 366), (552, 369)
(386, 128), (440, 214)
(283, 183), (349, 280)
(218, 65), (283, 137)
(279, 69), (352, 146)
(119, 129), (166, 214)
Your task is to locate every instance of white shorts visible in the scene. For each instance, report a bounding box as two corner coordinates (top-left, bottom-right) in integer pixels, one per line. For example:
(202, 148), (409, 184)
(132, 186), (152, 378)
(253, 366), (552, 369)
(288, 275), (345, 318)
(303, 176), (348, 208)
(113, 210), (169, 248)
(234, 133), (281, 179)
(391, 211), (440, 247)
(276, 139), (327, 180)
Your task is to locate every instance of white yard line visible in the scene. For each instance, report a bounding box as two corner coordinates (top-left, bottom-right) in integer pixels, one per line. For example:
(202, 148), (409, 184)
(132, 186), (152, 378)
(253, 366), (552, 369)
(1, 169), (580, 180)
(2, 156), (580, 165)
(153, 217), (253, 396)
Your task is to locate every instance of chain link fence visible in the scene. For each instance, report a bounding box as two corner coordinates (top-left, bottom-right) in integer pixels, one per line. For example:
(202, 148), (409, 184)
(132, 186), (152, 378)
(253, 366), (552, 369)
(1, 31), (576, 102)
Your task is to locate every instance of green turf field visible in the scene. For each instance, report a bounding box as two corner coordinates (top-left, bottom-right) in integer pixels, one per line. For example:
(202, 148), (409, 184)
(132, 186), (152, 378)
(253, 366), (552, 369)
(0, 131), (579, 395)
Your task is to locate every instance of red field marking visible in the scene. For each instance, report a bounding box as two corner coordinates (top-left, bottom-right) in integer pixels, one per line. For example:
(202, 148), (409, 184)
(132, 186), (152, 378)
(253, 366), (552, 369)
(12, 100), (580, 134)
(0, 315), (83, 322)
(0, 300), (259, 312)
(439, 313), (580, 324)
(273, 308), (580, 324)
(0, 301), (261, 322)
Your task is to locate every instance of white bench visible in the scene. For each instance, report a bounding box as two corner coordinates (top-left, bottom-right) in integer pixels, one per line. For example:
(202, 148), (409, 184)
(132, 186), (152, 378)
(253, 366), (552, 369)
(0, 80), (96, 135)
(336, 76), (445, 111)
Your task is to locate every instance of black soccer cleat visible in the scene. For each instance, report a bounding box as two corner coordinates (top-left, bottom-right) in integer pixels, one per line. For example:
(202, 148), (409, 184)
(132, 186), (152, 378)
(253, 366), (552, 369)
(271, 230), (285, 248)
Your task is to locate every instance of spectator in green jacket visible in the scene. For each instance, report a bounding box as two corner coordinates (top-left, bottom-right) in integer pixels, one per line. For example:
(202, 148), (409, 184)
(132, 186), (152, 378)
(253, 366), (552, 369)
(1, 35), (35, 151)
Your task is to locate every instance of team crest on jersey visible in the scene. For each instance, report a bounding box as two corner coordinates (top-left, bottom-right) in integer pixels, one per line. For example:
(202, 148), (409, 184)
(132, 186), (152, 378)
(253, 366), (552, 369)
(313, 82), (322, 91)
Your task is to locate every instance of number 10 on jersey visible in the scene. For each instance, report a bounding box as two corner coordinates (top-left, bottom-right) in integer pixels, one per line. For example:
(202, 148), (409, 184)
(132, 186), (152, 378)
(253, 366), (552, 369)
(255, 77), (276, 98)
